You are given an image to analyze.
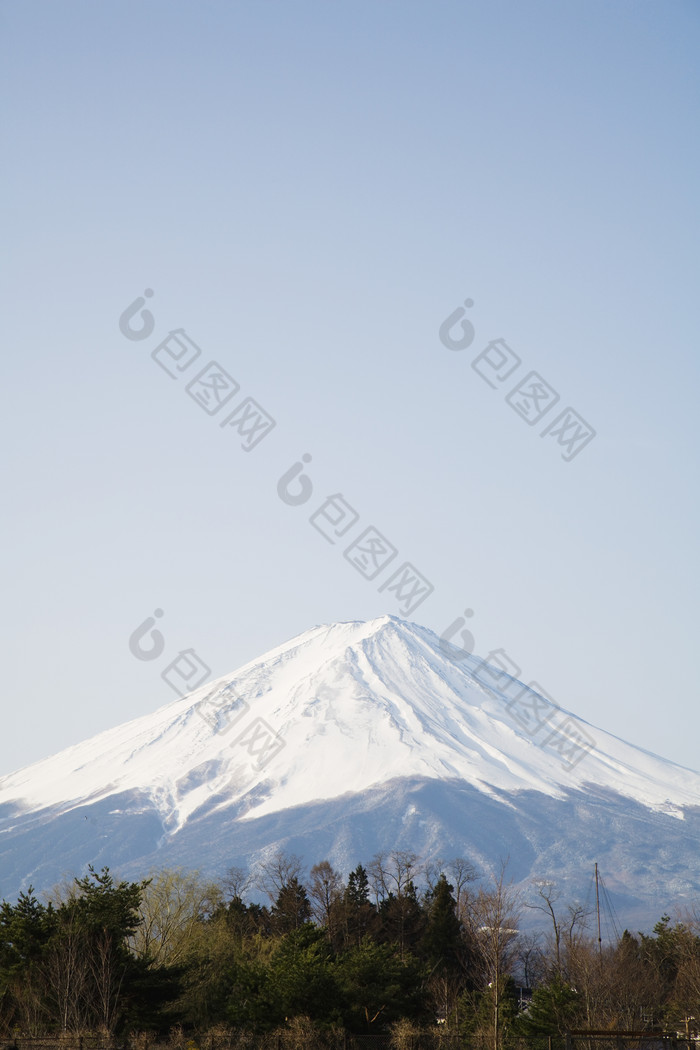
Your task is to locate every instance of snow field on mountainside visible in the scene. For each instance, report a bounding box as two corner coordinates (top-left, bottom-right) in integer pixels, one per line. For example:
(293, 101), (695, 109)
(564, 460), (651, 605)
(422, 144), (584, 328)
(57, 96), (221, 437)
(0, 616), (697, 829)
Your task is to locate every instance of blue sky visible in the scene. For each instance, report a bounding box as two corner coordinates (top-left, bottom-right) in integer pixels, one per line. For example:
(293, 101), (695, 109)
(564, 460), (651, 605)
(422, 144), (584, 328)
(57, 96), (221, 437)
(2, 0), (699, 777)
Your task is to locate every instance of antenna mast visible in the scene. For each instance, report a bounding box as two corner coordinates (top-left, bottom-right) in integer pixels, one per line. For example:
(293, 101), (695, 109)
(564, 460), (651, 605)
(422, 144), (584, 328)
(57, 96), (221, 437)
(594, 862), (602, 955)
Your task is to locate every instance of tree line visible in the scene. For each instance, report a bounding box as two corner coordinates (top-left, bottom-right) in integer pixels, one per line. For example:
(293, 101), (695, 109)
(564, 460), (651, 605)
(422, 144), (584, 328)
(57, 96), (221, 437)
(2, 852), (700, 1049)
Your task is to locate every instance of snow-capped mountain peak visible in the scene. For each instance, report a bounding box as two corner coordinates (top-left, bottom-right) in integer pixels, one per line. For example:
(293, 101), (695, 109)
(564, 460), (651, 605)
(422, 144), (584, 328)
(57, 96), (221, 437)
(1, 616), (696, 829)
(2, 617), (699, 925)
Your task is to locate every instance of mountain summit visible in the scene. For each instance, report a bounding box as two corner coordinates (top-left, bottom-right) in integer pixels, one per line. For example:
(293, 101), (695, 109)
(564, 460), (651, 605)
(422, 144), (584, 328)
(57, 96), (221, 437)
(1, 616), (698, 925)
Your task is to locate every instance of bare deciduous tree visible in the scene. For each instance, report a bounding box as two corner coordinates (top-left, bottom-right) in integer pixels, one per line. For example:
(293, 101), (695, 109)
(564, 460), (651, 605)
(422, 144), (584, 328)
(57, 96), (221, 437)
(526, 879), (591, 983)
(308, 860), (344, 941)
(220, 865), (252, 902)
(368, 850), (421, 905)
(445, 857), (479, 926)
(255, 851), (305, 903)
(465, 862), (521, 1050)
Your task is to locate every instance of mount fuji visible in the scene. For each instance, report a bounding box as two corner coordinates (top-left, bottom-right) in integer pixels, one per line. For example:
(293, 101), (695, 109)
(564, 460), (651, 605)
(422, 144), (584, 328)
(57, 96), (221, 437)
(1, 616), (699, 929)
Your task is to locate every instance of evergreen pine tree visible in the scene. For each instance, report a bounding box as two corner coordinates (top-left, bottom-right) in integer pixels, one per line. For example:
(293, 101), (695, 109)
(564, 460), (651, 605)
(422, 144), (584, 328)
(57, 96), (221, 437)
(270, 876), (311, 934)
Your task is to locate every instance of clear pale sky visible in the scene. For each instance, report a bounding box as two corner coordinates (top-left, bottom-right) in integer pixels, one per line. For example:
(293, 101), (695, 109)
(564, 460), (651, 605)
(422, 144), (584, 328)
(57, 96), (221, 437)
(2, 1), (699, 777)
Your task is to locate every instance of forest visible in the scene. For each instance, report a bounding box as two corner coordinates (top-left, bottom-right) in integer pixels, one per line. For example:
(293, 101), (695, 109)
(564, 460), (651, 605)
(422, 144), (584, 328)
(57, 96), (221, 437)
(2, 852), (700, 1050)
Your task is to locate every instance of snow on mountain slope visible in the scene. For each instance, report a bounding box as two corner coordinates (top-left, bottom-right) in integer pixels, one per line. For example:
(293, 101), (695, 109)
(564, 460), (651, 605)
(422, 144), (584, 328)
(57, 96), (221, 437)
(0, 615), (697, 840)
